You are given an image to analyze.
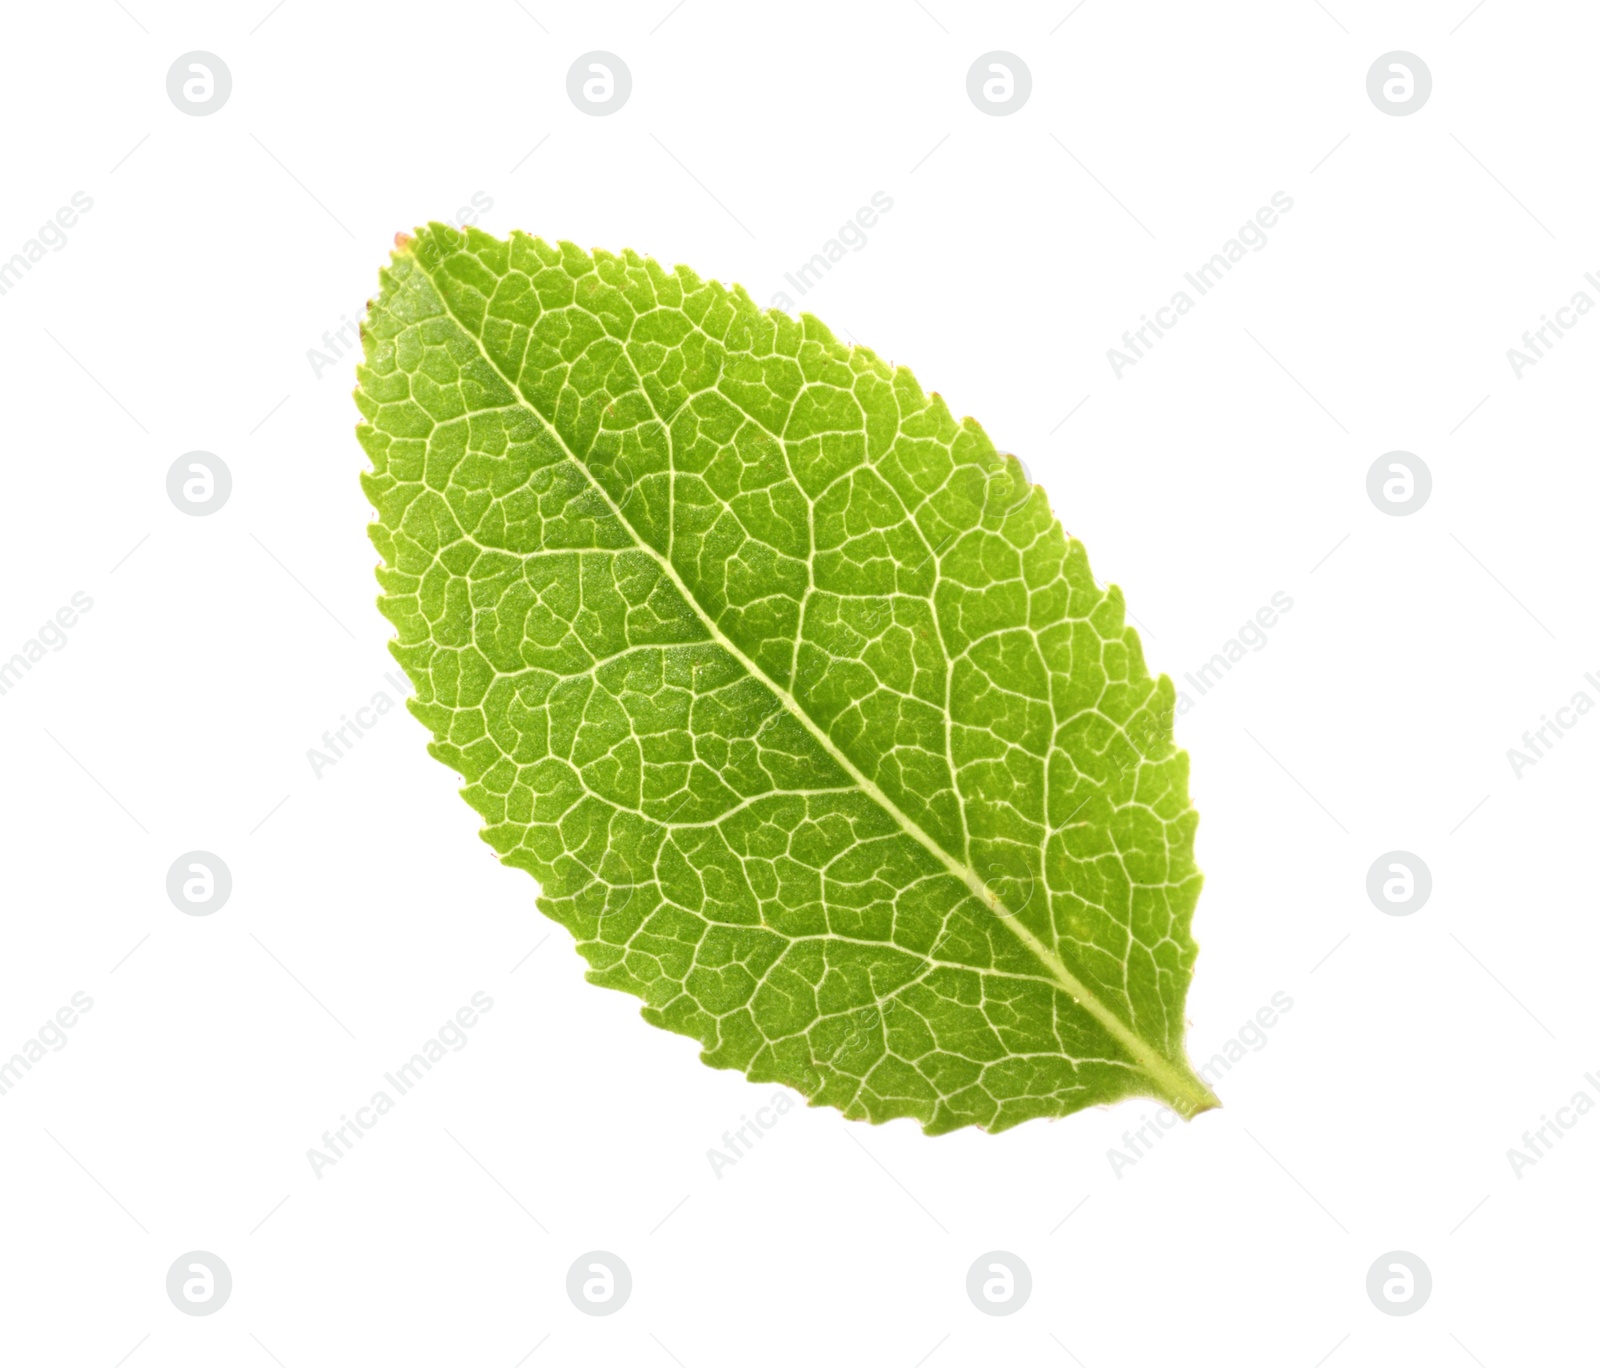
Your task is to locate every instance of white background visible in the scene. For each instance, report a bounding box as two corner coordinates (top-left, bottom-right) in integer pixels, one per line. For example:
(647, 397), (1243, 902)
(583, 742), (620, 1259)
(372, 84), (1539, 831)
(1, 1), (1595, 1364)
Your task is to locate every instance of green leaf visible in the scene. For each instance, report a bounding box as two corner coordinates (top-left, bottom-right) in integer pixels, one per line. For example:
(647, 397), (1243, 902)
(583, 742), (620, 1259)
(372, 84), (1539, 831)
(355, 226), (1218, 1134)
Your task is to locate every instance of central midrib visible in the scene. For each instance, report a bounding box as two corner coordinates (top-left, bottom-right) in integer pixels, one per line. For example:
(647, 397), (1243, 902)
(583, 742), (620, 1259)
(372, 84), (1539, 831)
(404, 246), (1214, 1112)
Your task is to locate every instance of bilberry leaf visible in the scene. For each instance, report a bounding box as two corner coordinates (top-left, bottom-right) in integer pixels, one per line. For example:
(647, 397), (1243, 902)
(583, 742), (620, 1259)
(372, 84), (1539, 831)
(356, 227), (1218, 1133)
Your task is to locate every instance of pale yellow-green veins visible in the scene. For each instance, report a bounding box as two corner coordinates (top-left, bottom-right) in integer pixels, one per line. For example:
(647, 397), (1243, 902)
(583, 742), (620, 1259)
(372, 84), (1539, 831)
(356, 226), (1218, 1134)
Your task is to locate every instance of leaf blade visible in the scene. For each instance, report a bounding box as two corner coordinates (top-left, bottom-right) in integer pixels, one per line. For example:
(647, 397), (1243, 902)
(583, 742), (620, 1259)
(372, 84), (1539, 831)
(357, 226), (1217, 1133)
